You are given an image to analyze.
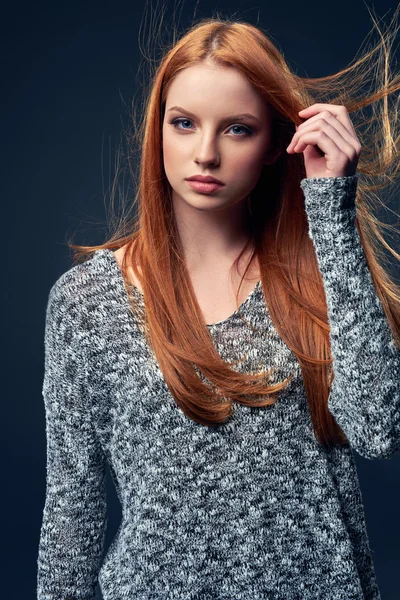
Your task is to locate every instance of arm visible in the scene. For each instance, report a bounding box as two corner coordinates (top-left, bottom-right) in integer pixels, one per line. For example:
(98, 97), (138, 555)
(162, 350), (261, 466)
(37, 275), (107, 599)
(300, 174), (400, 460)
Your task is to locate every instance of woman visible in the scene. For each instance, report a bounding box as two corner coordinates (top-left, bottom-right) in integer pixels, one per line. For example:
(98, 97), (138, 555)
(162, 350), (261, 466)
(37, 15), (400, 600)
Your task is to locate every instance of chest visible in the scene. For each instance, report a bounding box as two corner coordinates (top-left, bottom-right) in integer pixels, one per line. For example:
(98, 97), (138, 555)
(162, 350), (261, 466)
(190, 273), (260, 326)
(114, 247), (260, 327)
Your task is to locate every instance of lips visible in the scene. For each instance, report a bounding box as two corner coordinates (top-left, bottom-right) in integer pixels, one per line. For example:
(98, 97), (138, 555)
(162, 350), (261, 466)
(186, 179), (225, 194)
(186, 175), (225, 185)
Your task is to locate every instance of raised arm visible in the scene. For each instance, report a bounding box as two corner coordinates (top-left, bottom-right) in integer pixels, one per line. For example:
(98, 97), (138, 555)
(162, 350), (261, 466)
(301, 174), (400, 459)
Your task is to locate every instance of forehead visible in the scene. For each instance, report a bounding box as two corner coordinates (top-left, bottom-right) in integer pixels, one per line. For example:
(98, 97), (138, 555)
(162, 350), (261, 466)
(165, 63), (271, 120)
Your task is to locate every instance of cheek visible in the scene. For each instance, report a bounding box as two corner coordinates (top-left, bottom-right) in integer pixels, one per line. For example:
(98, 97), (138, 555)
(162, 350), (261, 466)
(229, 148), (267, 183)
(162, 133), (184, 173)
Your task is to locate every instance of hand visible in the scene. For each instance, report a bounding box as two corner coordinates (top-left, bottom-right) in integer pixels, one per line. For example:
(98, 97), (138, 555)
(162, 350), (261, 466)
(286, 103), (362, 178)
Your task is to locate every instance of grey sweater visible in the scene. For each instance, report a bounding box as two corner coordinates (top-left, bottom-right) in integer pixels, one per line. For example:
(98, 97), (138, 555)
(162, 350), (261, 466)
(37, 174), (400, 600)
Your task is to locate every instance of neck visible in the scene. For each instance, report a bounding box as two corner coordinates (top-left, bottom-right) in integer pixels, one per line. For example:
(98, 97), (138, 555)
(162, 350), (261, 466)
(172, 192), (253, 274)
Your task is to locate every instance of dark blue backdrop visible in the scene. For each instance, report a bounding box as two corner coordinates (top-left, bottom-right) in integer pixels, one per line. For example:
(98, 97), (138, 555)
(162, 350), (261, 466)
(2, 1), (399, 598)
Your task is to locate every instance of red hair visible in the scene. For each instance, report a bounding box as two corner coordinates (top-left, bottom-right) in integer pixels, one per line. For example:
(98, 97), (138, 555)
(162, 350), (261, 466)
(70, 14), (400, 448)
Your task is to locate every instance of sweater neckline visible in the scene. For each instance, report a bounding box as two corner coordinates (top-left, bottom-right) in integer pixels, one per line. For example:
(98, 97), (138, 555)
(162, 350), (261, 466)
(94, 248), (261, 329)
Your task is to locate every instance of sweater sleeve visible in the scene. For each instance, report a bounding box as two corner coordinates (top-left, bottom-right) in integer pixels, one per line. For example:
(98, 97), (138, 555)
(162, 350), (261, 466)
(37, 275), (107, 599)
(300, 174), (400, 460)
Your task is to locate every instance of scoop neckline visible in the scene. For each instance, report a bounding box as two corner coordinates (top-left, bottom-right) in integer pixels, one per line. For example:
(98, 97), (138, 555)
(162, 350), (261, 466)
(95, 248), (261, 329)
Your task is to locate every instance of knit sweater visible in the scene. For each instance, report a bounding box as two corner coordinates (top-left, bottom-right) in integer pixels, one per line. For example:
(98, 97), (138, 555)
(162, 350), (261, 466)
(37, 174), (400, 600)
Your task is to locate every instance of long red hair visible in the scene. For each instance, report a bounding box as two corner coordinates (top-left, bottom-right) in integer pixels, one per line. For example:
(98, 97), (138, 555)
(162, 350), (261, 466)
(69, 13), (400, 448)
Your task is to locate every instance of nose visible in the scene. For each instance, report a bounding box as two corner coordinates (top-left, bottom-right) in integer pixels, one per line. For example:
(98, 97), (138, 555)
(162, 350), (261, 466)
(194, 133), (220, 167)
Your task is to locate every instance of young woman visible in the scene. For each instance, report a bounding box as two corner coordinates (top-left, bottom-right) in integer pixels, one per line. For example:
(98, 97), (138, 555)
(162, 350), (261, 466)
(37, 15), (400, 600)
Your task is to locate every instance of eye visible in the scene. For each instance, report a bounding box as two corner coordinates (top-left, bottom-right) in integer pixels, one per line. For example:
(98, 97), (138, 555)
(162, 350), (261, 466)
(168, 118), (253, 137)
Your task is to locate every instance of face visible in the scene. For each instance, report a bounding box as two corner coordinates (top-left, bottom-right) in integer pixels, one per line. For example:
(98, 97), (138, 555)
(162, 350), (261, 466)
(162, 61), (278, 214)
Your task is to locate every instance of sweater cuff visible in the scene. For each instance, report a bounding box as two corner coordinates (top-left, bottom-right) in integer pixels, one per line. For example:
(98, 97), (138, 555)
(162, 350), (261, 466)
(300, 174), (358, 212)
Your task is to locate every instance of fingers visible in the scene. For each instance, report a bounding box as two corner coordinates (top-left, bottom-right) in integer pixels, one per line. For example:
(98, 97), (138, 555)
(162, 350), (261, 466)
(287, 105), (362, 157)
(287, 120), (360, 162)
(290, 131), (360, 174)
(298, 104), (357, 137)
(295, 111), (356, 146)
(291, 104), (362, 178)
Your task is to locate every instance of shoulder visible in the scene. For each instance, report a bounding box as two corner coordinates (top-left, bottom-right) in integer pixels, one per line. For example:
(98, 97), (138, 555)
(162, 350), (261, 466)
(45, 248), (138, 338)
(47, 254), (99, 313)
(45, 252), (115, 342)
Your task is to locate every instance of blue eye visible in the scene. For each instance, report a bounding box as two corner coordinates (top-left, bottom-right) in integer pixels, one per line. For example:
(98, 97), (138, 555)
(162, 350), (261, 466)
(168, 118), (253, 137)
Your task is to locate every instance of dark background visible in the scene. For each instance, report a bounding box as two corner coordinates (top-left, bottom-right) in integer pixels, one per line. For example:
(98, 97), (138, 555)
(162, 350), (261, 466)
(2, 0), (399, 598)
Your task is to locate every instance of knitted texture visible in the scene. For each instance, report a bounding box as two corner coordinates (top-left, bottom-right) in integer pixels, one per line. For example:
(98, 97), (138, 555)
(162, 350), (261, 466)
(37, 175), (400, 599)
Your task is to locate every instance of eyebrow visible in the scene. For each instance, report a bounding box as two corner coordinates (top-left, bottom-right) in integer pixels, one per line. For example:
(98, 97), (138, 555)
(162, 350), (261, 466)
(167, 105), (261, 124)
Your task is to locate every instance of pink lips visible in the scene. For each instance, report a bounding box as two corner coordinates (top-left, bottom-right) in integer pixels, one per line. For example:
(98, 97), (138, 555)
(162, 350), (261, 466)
(186, 174), (224, 185)
(186, 179), (225, 193)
